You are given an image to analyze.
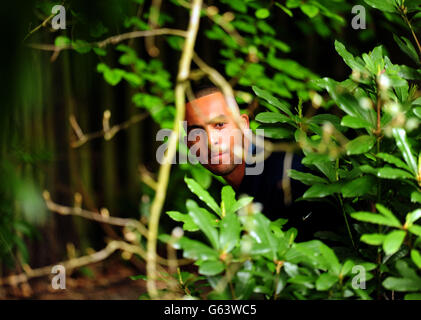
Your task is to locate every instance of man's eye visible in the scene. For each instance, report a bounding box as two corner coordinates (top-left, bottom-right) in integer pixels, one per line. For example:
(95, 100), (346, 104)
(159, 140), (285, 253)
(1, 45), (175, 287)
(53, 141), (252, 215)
(215, 122), (225, 128)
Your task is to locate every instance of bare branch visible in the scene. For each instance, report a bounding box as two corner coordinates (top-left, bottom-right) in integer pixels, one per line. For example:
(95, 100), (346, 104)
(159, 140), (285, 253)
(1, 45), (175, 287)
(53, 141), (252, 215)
(70, 112), (148, 148)
(43, 190), (149, 238)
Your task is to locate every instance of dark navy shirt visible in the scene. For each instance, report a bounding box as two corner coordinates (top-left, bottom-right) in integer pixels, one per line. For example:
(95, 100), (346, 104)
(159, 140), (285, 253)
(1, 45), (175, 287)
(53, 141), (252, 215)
(238, 150), (340, 241)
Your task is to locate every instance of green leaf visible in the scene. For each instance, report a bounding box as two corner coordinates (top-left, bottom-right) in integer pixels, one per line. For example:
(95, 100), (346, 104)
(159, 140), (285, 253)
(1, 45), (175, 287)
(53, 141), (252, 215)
(190, 165), (211, 189)
(413, 106), (421, 118)
(93, 47), (107, 56)
(231, 196), (253, 213)
(255, 8), (270, 19)
(316, 273), (338, 291)
(177, 238), (219, 261)
(376, 167), (415, 180)
(363, 0), (397, 13)
(340, 260), (355, 278)
(166, 210), (199, 232)
(411, 191), (421, 204)
(319, 244), (341, 275)
(198, 260), (225, 276)
(376, 204), (401, 226)
(221, 185), (236, 217)
(301, 153), (331, 165)
(351, 212), (401, 228)
(361, 233), (386, 245)
(393, 35), (420, 65)
(397, 65), (421, 80)
(244, 213), (278, 260)
(301, 4), (319, 18)
(405, 209), (421, 226)
(341, 115), (371, 129)
(341, 175), (376, 198)
(334, 41), (365, 71)
(255, 112), (291, 124)
(103, 69), (123, 86)
(376, 153), (411, 172)
(257, 125), (294, 139)
(411, 250), (421, 269)
(383, 277), (421, 291)
(383, 230), (406, 255)
(221, 0), (247, 13)
(346, 135), (376, 155)
(55, 35), (71, 47)
(405, 293), (421, 300)
(184, 177), (221, 216)
(392, 128), (418, 175)
(288, 169), (328, 185)
(409, 225), (421, 237)
(187, 200), (219, 249)
(72, 40), (91, 54)
(275, 3), (293, 17)
(303, 183), (338, 199)
(252, 86), (293, 117)
(219, 212), (241, 253)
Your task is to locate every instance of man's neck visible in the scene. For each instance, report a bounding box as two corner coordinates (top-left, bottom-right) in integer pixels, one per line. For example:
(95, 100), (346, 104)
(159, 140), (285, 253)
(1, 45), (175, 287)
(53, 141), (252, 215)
(223, 162), (246, 190)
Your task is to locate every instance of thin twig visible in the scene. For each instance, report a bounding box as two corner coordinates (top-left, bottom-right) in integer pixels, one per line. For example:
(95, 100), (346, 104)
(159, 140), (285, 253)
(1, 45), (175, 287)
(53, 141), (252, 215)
(146, 0), (163, 57)
(28, 28), (188, 61)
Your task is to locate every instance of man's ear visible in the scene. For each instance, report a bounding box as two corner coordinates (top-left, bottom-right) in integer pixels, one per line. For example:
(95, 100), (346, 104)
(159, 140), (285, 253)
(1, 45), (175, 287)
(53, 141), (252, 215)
(240, 114), (250, 129)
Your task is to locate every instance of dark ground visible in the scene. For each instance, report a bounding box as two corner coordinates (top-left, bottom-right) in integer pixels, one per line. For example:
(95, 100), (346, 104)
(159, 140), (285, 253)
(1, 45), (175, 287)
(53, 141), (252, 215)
(0, 256), (148, 300)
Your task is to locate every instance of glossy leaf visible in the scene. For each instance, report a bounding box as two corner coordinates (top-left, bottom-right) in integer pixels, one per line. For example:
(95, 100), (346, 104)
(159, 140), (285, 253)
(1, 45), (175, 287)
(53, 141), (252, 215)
(383, 230), (406, 256)
(341, 175), (376, 198)
(351, 212), (401, 228)
(361, 233), (386, 245)
(411, 191), (421, 204)
(288, 169), (328, 185)
(392, 128), (418, 175)
(376, 153), (411, 172)
(393, 34), (420, 65)
(316, 273), (338, 291)
(346, 135), (376, 155)
(255, 112), (291, 124)
(383, 277), (421, 292)
(198, 260), (225, 276)
(185, 177), (221, 216)
(177, 238), (219, 261)
(411, 250), (421, 269)
(219, 212), (241, 253)
(341, 115), (371, 129)
(303, 183), (339, 199)
(252, 86), (293, 117)
(221, 185), (236, 216)
(187, 200), (219, 249)
(405, 209), (421, 226)
(376, 167), (415, 180)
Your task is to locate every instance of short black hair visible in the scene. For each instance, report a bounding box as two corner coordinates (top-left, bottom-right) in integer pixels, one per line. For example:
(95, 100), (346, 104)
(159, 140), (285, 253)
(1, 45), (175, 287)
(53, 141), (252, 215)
(191, 80), (221, 99)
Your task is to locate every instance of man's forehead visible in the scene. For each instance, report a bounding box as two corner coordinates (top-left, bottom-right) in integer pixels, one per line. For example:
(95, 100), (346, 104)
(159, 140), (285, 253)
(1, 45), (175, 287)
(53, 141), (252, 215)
(186, 91), (232, 118)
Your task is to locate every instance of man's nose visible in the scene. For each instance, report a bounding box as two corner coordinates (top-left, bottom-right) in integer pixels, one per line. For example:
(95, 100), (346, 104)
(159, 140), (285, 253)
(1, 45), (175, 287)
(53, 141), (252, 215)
(207, 129), (221, 147)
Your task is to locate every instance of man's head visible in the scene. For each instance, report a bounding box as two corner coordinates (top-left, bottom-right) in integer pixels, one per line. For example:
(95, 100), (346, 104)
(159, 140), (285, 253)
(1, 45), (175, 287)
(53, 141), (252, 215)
(185, 86), (249, 176)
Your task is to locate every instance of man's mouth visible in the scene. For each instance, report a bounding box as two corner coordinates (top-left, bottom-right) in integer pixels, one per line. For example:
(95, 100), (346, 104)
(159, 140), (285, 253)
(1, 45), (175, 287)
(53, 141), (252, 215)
(209, 151), (228, 164)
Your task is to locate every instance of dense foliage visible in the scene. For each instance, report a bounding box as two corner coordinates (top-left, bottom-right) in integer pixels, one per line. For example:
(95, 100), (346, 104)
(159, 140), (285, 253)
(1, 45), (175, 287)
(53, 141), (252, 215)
(2, 0), (421, 300)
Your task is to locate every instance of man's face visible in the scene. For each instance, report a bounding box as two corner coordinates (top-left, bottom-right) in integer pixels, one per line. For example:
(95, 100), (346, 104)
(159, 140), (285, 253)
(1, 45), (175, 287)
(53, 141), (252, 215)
(185, 91), (249, 176)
